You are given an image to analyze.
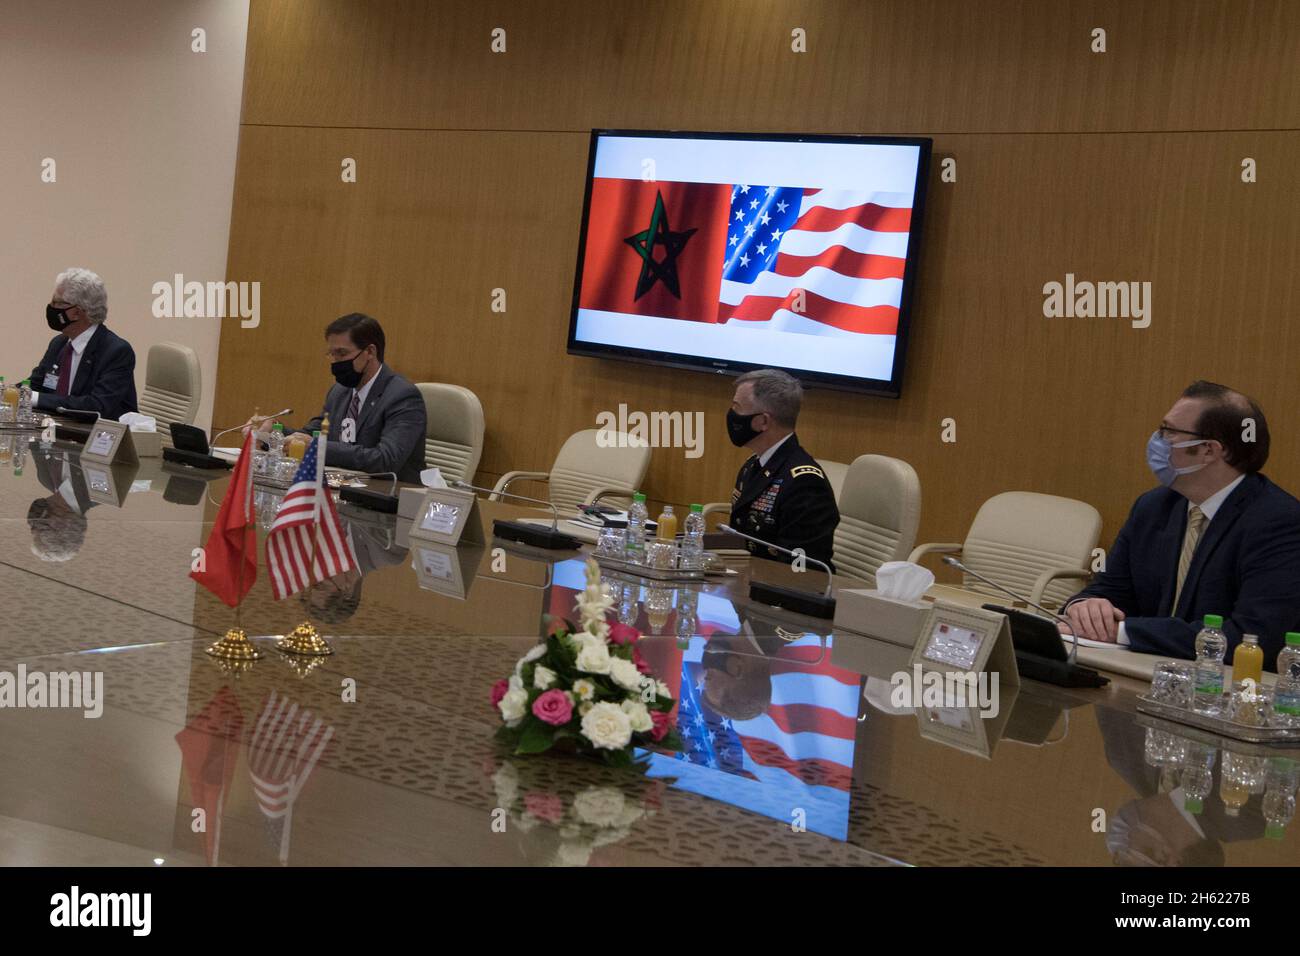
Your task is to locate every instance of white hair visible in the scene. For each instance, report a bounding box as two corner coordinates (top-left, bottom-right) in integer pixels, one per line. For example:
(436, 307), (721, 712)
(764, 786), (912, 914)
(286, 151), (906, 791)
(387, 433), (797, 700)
(55, 267), (108, 324)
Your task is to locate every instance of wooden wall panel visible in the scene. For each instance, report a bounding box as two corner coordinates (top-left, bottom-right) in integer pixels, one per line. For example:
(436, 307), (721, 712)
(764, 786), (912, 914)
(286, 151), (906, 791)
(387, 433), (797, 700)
(218, 0), (1300, 567)
(240, 0), (1300, 134)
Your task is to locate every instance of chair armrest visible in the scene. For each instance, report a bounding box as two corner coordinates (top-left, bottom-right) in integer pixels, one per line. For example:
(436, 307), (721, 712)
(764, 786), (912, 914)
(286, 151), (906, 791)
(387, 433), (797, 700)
(906, 542), (962, 565)
(1028, 567), (1092, 607)
(583, 486), (635, 508)
(490, 470), (549, 502)
(699, 502), (732, 531)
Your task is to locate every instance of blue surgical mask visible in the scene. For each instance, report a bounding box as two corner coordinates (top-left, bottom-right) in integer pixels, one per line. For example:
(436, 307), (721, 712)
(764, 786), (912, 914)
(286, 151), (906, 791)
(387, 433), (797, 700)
(1146, 430), (1207, 486)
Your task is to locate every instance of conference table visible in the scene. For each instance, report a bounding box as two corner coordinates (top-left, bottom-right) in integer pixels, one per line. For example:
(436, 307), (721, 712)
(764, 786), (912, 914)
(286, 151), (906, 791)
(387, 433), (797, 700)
(0, 434), (1295, 868)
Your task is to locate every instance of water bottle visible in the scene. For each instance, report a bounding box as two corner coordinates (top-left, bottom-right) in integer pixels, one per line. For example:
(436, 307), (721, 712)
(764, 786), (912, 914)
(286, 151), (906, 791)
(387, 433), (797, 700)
(675, 587), (698, 649)
(681, 503), (705, 570)
(1262, 757), (1298, 840)
(625, 492), (648, 564)
(17, 380), (33, 425)
(266, 422), (285, 461)
(0, 377), (10, 424)
(1179, 741), (1216, 815)
(1191, 614), (1228, 715)
(1273, 632), (1300, 728)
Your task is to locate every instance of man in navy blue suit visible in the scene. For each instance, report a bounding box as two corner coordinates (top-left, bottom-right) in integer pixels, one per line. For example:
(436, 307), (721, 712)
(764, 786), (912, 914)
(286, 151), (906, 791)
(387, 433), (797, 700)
(1063, 381), (1300, 669)
(29, 267), (138, 421)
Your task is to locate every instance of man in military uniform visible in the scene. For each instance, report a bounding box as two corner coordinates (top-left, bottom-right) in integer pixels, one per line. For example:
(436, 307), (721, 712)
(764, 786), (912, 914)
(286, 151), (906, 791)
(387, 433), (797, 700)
(726, 368), (839, 571)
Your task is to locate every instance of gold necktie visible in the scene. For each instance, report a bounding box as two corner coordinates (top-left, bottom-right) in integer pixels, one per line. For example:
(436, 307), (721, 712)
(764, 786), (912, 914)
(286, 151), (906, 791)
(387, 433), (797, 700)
(1173, 506), (1206, 610)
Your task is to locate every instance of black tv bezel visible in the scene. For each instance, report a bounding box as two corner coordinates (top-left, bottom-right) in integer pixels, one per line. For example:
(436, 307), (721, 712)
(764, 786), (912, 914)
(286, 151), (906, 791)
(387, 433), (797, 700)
(565, 128), (932, 398)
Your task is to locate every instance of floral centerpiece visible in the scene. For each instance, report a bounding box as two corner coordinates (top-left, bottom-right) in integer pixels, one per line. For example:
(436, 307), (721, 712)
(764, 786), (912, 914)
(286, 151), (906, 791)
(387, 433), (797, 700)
(491, 559), (682, 766)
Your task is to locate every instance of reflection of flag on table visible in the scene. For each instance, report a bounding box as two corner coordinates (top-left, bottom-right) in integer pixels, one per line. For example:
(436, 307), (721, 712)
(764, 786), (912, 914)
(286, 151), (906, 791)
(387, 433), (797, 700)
(265, 432), (356, 600)
(174, 686), (244, 867)
(248, 690), (334, 864)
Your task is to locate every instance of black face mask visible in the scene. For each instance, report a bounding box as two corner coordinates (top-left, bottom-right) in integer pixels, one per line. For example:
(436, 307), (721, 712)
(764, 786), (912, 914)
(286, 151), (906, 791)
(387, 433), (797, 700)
(46, 304), (74, 332)
(331, 354), (366, 389)
(726, 408), (764, 447)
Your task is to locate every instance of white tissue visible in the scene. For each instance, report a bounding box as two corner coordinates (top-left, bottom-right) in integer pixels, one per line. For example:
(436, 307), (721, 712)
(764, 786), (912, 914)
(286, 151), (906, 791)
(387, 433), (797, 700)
(420, 467), (448, 489)
(118, 412), (157, 432)
(874, 561), (935, 602)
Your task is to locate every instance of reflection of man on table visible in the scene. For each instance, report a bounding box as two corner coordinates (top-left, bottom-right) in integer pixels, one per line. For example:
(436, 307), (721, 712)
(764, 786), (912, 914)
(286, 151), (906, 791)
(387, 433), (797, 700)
(300, 513), (407, 624)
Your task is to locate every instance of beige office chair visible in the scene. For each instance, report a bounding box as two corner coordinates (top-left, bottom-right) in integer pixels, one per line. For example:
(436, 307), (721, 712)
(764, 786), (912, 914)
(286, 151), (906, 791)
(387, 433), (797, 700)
(700, 456), (849, 527)
(908, 491), (1102, 607)
(491, 428), (651, 516)
(415, 382), (485, 486)
(833, 454), (922, 585)
(138, 342), (201, 447)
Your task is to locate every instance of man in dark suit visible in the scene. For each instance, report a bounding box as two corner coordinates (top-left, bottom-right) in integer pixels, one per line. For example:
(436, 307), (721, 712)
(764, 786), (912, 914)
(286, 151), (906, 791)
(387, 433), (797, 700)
(1064, 381), (1300, 668)
(252, 313), (427, 483)
(27, 445), (94, 561)
(726, 368), (839, 571)
(29, 267), (138, 420)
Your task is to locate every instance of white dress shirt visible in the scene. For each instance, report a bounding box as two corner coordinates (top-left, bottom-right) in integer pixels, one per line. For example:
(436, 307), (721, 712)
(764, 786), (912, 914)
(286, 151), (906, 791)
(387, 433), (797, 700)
(349, 364), (383, 421)
(756, 432), (792, 469)
(36, 324), (98, 410)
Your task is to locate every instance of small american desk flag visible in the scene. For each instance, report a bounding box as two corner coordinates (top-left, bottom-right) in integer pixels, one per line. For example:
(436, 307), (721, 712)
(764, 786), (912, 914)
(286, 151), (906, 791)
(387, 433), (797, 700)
(266, 431), (356, 600)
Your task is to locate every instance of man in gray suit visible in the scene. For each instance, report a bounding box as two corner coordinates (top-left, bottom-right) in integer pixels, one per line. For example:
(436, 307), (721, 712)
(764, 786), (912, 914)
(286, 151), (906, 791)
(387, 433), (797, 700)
(252, 313), (427, 482)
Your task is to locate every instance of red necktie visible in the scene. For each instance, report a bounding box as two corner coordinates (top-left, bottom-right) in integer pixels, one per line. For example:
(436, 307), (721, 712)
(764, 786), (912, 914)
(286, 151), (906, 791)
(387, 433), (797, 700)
(55, 341), (74, 395)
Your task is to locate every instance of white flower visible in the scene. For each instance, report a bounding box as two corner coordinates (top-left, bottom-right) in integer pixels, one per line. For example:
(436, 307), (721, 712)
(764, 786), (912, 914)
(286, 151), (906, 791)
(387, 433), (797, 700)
(608, 657), (643, 692)
(573, 786), (627, 827)
(578, 617), (610, 644)
(533, 665), (557, 690)
(620, 699), (653, 733)
(514, 812), (539, 833)
(580, 702), (632, 750)
(515, 643), (547, 674)
(554, 841), (593, 867)
(492, 765), (518, 806)
(498, 688), (529, 722)
(508, 672), (524, 693)
(579, 701), (593, 717)
(576, 640), (612, 675)
(656, 679), (673, 700)
(572, 678), (596, 701)
(575, 586), (615, 624)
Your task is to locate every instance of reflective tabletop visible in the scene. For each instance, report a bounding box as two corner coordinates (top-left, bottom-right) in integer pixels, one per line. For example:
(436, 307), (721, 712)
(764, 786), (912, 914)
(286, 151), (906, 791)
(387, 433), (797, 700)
(0, 434), (1295, 867)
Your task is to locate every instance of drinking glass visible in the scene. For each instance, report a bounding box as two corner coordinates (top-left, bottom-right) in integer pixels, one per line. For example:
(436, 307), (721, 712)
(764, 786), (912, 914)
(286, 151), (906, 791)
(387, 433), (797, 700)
(1150, 660), (1194, 708)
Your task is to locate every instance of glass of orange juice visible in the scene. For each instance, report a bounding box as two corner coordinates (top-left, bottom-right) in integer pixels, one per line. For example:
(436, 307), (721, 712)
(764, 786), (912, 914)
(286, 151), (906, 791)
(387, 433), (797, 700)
(285, 435), (307, 461)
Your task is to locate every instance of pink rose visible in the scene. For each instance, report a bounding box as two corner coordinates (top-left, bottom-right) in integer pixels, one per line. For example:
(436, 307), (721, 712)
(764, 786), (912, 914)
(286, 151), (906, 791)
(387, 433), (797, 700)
(524, 791), (564, 824)
(633, 646), (653, 674)
(490, 678), (509, 708)
(609, 622), (640, 645)
(650, 709), (672, 741)
(532, 688), (574, 726)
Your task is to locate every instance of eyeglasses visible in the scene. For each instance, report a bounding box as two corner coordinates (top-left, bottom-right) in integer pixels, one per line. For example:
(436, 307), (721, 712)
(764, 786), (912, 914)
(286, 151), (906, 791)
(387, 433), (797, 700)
(1157, 424), (1206, 443)
(325, 347), (362, 361)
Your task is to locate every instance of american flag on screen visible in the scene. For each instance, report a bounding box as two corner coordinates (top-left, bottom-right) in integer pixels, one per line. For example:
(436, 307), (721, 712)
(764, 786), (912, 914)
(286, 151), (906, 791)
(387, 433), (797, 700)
(265, 433), (356, 600)
(720, 185), (913, 336)
(248, 690), (334, 864)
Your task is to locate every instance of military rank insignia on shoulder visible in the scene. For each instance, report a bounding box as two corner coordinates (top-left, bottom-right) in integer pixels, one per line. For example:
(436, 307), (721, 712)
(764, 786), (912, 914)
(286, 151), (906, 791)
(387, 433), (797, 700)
(790, 465), (824, 479)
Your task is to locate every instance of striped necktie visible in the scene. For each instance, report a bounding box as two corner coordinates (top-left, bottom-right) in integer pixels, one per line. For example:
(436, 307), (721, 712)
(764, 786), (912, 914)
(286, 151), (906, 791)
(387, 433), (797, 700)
(348, 391), (360, 422)
(1173, 505), (1206, 610)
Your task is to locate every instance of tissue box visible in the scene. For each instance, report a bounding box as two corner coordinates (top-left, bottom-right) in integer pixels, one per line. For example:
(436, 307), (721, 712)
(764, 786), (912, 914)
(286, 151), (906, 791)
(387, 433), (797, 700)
(131, 430), (161, 458)
(833, 588), (931, 649)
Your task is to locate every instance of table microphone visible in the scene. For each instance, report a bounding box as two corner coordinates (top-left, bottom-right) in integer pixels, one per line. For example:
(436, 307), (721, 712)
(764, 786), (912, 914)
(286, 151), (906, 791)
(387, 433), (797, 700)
(940, 555), (1081, 663)
(452, 480), (577, 550)
(340, 472), (400, 513)
(718, 523), (836, 619)
(210, 407), (293, 445)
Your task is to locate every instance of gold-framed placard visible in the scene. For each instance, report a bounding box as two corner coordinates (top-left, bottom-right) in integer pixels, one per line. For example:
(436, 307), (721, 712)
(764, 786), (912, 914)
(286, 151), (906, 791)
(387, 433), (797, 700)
(80, 419), (138, 467)
(407, 486), (483, 547)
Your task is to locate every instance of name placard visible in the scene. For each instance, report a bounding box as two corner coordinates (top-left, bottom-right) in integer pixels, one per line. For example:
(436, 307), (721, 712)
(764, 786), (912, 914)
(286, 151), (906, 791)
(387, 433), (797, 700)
(407, 486), (484, 547)
(80, 420), (138, 467)
(909, 601), (1020, 688)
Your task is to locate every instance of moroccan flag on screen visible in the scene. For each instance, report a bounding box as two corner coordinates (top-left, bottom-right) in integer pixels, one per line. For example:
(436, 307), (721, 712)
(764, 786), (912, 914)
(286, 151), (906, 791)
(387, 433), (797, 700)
(579, 179), (731, 322)
(191, 431), (257, 606)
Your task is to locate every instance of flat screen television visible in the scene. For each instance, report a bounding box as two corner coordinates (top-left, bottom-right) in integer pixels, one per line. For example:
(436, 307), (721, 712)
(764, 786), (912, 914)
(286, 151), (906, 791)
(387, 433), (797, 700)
(567, 129), (931, 397)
